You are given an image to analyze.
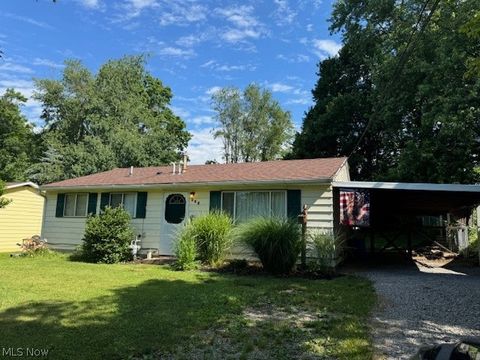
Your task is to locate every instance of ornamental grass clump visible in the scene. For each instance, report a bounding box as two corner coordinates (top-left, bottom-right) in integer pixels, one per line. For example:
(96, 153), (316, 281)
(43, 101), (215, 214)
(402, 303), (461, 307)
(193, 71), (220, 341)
(173, 211), (233, 269)
(173, 226), (199, 270)
(309, 231), (336, 273)
(192, 211), (233, 266)
(237, 217), (301, 275)
(81, 206), (135, 264)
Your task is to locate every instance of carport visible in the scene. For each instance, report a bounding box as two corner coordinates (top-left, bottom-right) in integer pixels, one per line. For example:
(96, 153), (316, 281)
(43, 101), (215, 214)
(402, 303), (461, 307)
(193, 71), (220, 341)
(332, 181), (480, 257)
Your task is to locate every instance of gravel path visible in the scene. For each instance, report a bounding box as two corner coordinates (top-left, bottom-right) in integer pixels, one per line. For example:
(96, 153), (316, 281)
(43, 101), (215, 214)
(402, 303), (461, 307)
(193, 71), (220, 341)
(359, 263), (480, 359)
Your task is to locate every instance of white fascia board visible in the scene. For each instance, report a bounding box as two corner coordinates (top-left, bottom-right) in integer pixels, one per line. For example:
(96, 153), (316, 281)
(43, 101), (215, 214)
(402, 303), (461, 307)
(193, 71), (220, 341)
(332, 181), (480, 193)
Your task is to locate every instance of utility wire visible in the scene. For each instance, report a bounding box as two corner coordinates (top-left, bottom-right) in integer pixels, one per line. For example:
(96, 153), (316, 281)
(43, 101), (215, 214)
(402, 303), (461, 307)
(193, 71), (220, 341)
(348, 0), (442, 158)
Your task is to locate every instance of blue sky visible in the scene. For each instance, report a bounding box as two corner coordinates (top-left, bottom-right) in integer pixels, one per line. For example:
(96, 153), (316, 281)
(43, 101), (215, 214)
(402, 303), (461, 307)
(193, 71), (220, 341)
(0, 0), (341, 164)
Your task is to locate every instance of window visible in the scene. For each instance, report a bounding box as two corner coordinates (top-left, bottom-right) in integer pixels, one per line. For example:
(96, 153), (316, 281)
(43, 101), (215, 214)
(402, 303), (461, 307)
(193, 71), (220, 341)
(109, 193), (137, 217)
(64, 193), (88, 217)
(221, 191), (286, 223)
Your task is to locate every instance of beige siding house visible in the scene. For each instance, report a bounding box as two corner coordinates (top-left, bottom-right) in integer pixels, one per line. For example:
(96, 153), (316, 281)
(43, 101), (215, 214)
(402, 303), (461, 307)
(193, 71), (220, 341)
(0, 182), (45, 252)
(41, 157), (350, 255)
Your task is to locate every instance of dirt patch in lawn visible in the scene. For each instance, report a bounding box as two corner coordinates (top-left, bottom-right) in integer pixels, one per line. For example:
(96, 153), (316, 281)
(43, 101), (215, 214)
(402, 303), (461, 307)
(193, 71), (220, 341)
(132, 302), (335, 360)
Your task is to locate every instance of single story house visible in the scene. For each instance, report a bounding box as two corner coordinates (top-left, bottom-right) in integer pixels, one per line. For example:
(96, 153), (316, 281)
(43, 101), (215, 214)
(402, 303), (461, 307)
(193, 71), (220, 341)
(41, 157), (350, 255)
(0, 182), (45, 252)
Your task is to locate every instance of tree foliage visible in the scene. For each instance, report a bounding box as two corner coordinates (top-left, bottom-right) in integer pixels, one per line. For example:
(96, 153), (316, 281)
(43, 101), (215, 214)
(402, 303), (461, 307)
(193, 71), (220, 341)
(0, 89), (38, 181)
(291, 0), (480, 183)
(30, 56), (191, 183)
(212, 84), (294, 163)
(0, 181), (12, 209)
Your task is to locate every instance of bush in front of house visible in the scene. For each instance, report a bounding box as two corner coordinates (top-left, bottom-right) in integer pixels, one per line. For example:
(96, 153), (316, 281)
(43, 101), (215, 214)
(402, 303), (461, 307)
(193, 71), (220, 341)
(236, 217), (301, 275)
(81, 206), (135, 264)
(309, 231), (336, 273)
(173, 226), (199, 270)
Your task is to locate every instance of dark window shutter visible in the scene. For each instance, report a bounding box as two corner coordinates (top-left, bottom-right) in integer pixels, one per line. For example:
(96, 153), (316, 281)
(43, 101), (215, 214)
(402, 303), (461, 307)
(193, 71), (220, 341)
(87, 193), (98, 215)
(55, 193), (65, 217)
(136, 192), (148, 218)
(287, 190), (301, 219)
(100, 192), (110, 212)
(209, 191), (221, 211)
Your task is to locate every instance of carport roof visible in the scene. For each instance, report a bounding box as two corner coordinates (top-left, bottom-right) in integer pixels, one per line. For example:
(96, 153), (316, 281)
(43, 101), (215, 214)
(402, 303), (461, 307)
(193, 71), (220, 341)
(332, 181), (480, 193)
(332, 181), (480, 217)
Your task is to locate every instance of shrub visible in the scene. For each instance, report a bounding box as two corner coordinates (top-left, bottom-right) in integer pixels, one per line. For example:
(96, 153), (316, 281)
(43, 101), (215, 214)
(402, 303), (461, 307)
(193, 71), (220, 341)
(236, 217), (301, 274)
(309, 231), (336, 272)
(173, 226), (199, 270)
(81, 206), (135, 264)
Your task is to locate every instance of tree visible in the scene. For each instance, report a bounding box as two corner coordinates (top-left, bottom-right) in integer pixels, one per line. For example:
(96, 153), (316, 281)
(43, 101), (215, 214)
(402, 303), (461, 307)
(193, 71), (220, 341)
(0, 181), (11, 208)
(291, 0), (480, 184)
(30, 56), (191, 183)
(212, 84), (294, 163)
(0, 89), (38, 181)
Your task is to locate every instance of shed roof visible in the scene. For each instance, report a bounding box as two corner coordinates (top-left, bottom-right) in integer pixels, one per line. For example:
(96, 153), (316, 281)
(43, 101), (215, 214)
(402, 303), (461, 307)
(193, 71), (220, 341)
(43, 157), (348, 189)
(5, 182), (40, 190)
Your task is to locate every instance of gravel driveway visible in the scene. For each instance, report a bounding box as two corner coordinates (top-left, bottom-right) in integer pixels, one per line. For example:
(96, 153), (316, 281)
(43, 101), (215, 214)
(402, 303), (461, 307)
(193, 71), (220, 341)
(358, 262), (480, 359)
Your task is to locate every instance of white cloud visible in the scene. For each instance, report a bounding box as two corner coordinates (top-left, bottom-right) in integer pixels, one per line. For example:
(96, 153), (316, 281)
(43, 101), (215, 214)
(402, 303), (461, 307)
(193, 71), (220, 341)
(169, 105), (190, 119)
(191, 115), (215, 126)
(269, 82), (294, 93)
(276, 54), (310, 63)
(306, 24), (313, 32)
(201, 60), (256, 72)
(158, 46), (196, 58)
(187, 127), (223, 165)
(159, 3), (207, 26)
(3, 13), (53, 30)
(216, 6), (258, 28)
(215, 5), (267, 44)
(0, 62), (33, 74)
(76, 0), (101, 9)
(205, 86), (222, 96)
(115, 0), (158, 20)
(273, 0), (297, 26)
(312, 39), (342, 59)
(286, 97), (311, 105)
(33, 58), (64, 69)
(176, 33), (208, 47)
(222, 28), (262, 43)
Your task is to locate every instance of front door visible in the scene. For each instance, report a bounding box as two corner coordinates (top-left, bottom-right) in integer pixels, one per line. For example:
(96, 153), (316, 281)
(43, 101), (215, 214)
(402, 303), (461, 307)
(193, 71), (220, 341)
(160, 192), (188, 255)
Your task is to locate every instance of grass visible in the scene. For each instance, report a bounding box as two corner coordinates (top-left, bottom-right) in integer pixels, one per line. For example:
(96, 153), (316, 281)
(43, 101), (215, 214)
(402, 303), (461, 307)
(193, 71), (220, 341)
(0, 253), (375, 359)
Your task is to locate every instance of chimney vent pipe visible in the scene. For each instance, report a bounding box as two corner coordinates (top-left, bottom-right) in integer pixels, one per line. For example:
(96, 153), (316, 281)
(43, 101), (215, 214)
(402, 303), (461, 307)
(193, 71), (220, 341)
(182, 152), (188, 173)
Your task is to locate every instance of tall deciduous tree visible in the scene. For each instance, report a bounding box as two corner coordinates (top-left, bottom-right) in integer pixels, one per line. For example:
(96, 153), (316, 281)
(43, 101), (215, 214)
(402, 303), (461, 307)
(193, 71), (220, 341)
(0, 89), (38, 181)
(291, 0), (480, 183)
(30, 55), (191, 183)
(212, 84), (294, 163)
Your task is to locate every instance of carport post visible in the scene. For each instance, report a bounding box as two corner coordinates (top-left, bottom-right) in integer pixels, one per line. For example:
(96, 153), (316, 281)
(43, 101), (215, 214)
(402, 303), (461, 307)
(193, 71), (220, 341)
(477, 206), (480, 266)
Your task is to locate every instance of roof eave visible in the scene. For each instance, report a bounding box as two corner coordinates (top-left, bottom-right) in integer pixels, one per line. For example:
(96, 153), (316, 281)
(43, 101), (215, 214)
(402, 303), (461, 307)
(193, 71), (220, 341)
(41, 178), (333, 191)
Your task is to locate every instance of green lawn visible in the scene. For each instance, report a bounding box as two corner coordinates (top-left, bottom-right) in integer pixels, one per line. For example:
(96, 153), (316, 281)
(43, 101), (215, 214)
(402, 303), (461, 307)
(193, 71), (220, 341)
(0, 253), (375, 359)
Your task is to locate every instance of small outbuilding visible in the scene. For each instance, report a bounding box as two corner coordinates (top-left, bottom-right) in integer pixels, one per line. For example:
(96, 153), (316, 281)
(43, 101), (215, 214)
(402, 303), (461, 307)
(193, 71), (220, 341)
(0, 182), (45, 252)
